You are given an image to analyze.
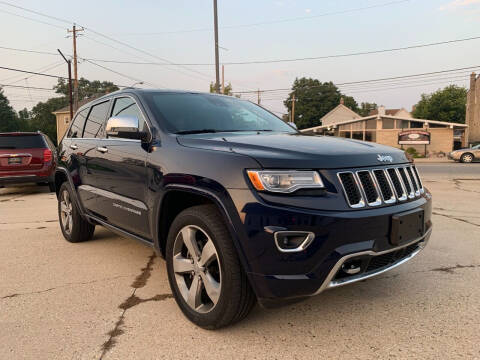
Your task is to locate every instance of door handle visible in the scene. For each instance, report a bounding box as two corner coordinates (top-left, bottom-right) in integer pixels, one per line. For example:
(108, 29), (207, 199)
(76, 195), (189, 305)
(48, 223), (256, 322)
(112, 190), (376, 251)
(70, 144), (78, 150)
(97, 146), (108, 154)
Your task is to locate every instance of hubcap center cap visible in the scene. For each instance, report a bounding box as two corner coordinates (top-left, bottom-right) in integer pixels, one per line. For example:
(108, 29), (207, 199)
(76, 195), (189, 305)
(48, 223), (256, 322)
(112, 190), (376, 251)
(193, 262), (205, 275)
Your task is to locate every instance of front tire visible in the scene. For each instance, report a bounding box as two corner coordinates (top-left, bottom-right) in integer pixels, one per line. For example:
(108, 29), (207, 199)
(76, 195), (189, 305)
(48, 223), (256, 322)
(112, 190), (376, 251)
(460, 153), (474, 163)
(166, 205), (256, 329)
(58, 182), (95, 243)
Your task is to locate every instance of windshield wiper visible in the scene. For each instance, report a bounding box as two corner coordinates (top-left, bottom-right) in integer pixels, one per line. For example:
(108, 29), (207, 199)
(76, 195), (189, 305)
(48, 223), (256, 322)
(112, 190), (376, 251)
(175, 129), (218, 135)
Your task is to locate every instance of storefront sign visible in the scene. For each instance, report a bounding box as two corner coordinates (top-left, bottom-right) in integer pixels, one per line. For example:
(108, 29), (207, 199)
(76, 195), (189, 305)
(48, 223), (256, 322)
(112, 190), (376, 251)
(398, 130), (430, 145)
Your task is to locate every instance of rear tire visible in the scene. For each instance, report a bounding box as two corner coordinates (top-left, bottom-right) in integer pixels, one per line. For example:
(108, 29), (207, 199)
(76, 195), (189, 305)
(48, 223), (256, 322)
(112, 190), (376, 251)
(58, 182), (95, 243)
(166, 205), (256, 329)
(460, 153), (474, 163)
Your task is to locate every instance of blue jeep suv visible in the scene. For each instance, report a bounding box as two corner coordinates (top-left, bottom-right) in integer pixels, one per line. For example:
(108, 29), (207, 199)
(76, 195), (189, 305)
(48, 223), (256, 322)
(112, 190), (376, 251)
(55, 89), (432, 329)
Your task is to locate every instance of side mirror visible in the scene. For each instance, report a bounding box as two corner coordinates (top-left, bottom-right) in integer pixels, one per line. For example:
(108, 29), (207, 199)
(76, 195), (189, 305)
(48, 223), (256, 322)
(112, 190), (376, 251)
(288, 122), (298, 130)
(106, 115), (146, 140)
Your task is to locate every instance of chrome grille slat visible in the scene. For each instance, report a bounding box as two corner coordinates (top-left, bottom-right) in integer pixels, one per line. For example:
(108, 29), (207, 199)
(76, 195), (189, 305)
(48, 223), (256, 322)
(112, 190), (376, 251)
(338, 165), (423, 208)
(356, 171), (382, 206)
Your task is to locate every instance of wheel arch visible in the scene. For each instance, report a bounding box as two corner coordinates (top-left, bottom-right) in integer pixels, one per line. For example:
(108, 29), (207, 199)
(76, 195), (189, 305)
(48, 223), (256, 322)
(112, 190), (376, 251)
(154, 185), (251, 272)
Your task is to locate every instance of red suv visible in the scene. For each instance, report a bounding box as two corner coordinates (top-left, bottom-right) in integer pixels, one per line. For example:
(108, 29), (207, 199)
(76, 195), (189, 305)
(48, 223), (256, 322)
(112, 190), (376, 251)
(0, 132), (56, 191)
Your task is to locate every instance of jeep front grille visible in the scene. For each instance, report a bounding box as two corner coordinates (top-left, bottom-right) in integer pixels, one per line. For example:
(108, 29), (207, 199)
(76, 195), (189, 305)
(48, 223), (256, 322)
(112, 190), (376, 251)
(338, 165), (424, 208)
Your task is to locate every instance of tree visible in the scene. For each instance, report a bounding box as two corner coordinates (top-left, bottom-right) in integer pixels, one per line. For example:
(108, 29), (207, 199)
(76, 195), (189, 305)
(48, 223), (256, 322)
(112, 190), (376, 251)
(29, 97), (69, 145)
(283, 78), (358, 129)
(358, 102), (377, 117)
(209, 82), (233, 95)
(0, 88), (21, 132)
(54, 78), (119, 100)
(412, 85), (467, 124)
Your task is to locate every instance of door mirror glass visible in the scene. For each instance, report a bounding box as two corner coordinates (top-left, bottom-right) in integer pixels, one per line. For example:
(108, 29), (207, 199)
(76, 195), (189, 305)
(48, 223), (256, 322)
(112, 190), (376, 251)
(106, 115), (145, 140)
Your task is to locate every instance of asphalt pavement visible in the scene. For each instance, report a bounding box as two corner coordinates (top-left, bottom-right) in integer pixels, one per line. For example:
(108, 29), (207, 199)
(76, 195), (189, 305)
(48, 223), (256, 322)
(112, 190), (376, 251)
(1, 163), (479, 360)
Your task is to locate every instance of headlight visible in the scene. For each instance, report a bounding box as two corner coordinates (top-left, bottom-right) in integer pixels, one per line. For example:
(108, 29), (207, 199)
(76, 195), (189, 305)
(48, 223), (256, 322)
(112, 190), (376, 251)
(247, 170), (324, 193)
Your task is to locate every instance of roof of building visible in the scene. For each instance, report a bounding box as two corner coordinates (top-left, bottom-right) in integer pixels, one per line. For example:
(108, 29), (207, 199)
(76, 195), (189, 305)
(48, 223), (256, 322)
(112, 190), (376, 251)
(320, 103), (360, 122)
(301, 114), (468, 132)
(369, 108), (400, 116)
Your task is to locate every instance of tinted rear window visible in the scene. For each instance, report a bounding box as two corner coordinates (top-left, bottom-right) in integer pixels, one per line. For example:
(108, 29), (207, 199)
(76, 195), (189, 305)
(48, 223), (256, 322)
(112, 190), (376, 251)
(0, 135), (46, 149)
(84, 101), (110, 138)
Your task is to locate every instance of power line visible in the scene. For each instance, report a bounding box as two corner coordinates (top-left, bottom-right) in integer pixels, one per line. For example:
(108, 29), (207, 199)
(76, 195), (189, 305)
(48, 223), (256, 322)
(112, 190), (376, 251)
(3, 33), (480, 69)
(0, 0), (214, 83)
(0, 65), (66, 79)
(0, 83), (55, 91)
(112, 0), (410, 36)
(0, 7), (67, 30)
(231, 65), (480, 94)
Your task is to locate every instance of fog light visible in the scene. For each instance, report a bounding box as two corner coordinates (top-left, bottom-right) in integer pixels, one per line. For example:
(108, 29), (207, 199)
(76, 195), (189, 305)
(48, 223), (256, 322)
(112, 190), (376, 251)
(274, 231), (315, 253)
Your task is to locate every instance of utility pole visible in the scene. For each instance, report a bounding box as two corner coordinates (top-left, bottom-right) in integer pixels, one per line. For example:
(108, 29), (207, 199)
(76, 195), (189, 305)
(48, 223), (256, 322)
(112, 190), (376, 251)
(213, 0), (220, 94)
(221, 64), (225, 94)
(67, 24), (84, 111)
(291, 94), (296, 123)
(57, 49), (73, 121)
(257, 89), (261, 105)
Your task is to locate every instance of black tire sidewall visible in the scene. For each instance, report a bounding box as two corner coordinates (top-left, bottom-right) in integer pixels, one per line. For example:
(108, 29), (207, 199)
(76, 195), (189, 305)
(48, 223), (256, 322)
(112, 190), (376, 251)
(166, 208), (239, 328)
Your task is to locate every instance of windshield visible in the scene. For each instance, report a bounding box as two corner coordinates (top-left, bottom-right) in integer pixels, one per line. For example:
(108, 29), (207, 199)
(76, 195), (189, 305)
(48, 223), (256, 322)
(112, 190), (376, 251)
(144, 92), (296, 134)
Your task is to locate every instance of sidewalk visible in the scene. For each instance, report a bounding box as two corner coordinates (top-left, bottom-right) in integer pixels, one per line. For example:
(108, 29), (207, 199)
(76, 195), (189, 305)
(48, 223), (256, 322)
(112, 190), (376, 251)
(413, 157), (453, 163)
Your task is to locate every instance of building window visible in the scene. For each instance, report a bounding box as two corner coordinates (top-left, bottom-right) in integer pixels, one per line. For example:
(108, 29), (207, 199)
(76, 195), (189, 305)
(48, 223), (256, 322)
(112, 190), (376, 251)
(341, 131), (351, 138)
(382, 118), (395, 129)
(365, 119), (376, 129)
(64, 116), (70, 124)
(352, 131), (363, 140)
(398, 120), (409, 129)
(365, 131), (376, 142)
(410, 121), (423, 128)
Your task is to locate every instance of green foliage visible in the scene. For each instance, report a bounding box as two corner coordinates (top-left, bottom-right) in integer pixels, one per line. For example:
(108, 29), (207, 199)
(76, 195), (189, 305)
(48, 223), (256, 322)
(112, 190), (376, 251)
(405, 147), (425, 159)
(0, 89), (20, 132)
(358, 102), (377, 117)
(29, 97), (69, 145)
(283, 78), (359, 130)
(209, 82), (233, 95)
(54, 77), (119, 100)
(412, 85), (467, 124)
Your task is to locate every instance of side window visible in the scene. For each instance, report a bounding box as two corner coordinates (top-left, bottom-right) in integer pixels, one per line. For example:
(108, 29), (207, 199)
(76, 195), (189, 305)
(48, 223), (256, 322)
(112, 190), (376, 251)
(83, 101), (110, 138)
(67, 108), (88, 138)
(111, 97), (148, 133)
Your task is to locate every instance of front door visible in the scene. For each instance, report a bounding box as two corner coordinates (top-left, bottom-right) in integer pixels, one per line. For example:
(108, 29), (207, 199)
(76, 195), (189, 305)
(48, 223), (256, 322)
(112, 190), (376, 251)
(88, 96), (151, 239)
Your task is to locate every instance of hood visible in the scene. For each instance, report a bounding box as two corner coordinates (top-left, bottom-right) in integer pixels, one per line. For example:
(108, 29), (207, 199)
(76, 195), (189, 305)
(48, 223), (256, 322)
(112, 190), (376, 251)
(177, 132), (409, 169)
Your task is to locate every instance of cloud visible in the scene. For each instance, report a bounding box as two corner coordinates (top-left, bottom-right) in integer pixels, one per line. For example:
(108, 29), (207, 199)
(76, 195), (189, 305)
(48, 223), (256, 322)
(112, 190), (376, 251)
(439, 0), (480, 11)
(305, 8), (311, 14)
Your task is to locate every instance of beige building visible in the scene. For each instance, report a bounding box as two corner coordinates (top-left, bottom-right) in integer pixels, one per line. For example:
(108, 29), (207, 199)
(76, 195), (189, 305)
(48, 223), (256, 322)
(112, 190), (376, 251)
(320, 98), (362, 127)
(302, 105), (468, 156)
(466, 72), (480, 145)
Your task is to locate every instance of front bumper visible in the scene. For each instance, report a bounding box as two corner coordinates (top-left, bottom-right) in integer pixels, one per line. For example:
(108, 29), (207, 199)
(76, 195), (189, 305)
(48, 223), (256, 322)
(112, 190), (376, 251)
(227, 189), (432, 306)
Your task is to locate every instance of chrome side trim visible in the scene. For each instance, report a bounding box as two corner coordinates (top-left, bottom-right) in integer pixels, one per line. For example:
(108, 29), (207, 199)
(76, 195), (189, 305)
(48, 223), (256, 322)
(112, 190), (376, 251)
(274, 231), (315, 253)
(0, 153), (32, 158)
(312, 227), (432, 295)
(78, 184), (148, 210)
(0, 174), (37, 179)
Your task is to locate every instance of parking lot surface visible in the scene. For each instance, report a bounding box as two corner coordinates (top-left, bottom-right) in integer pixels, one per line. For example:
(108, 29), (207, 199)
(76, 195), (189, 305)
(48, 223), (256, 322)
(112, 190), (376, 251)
(1, 163), (479, 360)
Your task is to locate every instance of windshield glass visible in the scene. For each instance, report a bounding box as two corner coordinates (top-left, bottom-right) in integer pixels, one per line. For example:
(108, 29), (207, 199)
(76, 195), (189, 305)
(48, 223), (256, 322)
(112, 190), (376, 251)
(144, 92), (296, 134)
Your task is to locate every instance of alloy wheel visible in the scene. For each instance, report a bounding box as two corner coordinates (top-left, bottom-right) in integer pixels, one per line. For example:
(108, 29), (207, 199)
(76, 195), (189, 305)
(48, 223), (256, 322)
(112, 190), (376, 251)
(462, 154), (473, 163)
(60, 190), (73, 235)
(173, 225), (222, 313)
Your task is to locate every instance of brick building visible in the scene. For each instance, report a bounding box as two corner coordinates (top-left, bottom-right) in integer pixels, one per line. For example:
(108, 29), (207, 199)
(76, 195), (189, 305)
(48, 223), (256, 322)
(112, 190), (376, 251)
(301, 104), (467, 156)
(466, 72), (480, 145)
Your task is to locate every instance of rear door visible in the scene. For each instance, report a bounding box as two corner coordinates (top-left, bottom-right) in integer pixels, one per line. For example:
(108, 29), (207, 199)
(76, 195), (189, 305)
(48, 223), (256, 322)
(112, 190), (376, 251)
(0, 134), (46, 175)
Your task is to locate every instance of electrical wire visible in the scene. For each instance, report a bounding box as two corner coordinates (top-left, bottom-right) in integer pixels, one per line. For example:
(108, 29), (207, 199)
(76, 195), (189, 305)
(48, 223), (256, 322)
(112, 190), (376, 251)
(113, 0), (410, 35)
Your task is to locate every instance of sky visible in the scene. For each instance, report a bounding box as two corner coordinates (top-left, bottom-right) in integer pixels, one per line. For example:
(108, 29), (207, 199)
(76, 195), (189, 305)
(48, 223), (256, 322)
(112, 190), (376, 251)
(0, 0), (479, 115)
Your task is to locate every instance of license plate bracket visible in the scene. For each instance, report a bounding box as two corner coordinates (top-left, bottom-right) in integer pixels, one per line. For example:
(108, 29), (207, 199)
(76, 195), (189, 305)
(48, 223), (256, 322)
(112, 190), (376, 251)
(390, 209), (424, 246)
